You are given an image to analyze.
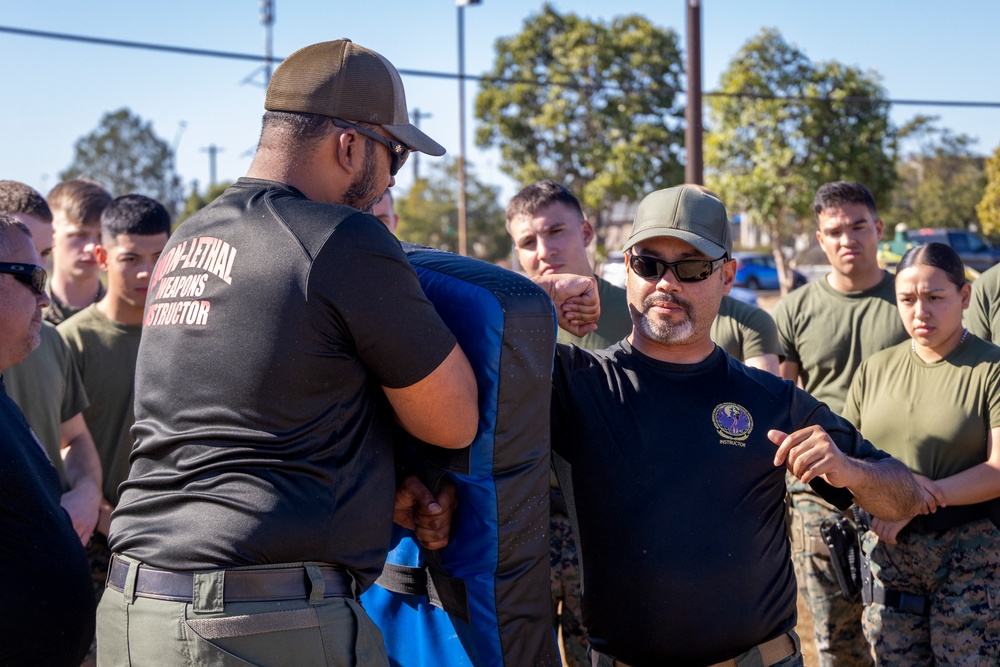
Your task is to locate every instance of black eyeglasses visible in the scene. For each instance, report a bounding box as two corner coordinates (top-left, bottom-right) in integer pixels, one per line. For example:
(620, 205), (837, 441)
(331, 117), (410, 176)
(626, 252), (728, 283)
(0, 262), (47, 296)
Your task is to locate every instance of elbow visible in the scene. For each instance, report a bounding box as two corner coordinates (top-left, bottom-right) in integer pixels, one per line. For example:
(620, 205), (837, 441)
(436, 387), (479, 450)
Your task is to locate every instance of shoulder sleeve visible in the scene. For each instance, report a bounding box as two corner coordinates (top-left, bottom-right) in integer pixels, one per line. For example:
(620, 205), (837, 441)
(841, 359), (868, 429)
(967, 274), (995, 342)
(772, 296), (799, 363)
(56, 319), (85, 375)
(311, 215), (457, 389)
(56, 334), (90, 421)
(739, 305), (781, 359)
(984, 350), (1000, 430)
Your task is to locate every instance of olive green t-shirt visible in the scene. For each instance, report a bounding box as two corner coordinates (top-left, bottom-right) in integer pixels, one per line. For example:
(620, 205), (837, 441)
(58, 304), (142, 505)
(557, 276), (632, 350)
(45, 282), (107, 326)
(3, 322), (89, 489)
(711, 296), (780, 363)
(966, 263), (1000, 344)
(843, 335), (1000, 479)
(773, 271), (907, 415)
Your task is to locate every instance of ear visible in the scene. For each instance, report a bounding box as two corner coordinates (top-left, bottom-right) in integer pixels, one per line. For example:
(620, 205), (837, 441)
(581, 220), (595, 246)
(720, 258), (737, 293)
(874, 218), (884, 241)
(95, 244), (109, 271)
(961, 281), (972, 309)
(334, 129), (363, 174)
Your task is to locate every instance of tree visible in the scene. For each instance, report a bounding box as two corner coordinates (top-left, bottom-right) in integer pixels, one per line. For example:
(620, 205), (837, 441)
(977, 144), (1000, 237)
(61, 108), (184, 215)
(706, 29), (896, 292)
(396, 159), (508, 264)
(475, 3), (685, 225)
(889, 116), (985, 232)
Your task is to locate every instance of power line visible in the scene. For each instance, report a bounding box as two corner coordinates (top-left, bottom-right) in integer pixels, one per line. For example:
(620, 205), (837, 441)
(3, 24), (1000, 110)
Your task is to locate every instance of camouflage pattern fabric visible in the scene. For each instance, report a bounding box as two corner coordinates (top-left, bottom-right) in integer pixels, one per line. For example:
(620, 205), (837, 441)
(862, 518), (1000, 665)
(788, 491), (874, 667)
(86, 531), (113, 601)
(551, 512), (589, 667)
(80, 533), (112, 667)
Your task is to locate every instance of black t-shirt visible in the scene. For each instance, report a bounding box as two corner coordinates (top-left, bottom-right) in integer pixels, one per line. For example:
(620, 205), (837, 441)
(551, 342), (888, 666)
(0, 378), (94, 666)
(110, 179), (457, 588)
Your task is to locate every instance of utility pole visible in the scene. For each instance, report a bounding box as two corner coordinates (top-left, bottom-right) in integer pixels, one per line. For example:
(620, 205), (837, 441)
(685, 0), (704, 185)
(261, 0), (275, 86)
(411, 108), (432, 181)
(201, 145), (225, 189)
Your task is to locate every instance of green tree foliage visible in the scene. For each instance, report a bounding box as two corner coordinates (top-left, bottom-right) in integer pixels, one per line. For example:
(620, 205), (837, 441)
(889, 116), (985, 232)
(176, 180), (233, 228)
(706, 29), (896, 291)
(61, 108), (184, 215)
(977, 144), (1000, 236)
(395, 159), (508, 263)
(475, 3), (684, 223)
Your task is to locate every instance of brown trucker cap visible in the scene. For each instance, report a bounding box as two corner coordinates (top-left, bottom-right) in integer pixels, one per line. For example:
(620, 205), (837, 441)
(265, 39), (446, 156)
(623, 185), (732, 258)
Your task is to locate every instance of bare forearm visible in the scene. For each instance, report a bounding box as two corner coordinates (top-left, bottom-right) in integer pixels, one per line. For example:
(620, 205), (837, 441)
(847, 457), (922, 521)
(62, 432), (103, 493)
(935, 462), (1000, 507)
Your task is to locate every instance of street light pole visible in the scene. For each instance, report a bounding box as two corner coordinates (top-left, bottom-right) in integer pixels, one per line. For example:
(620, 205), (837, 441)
(685, 0), (703, 185)
(456, 0), (481, 257)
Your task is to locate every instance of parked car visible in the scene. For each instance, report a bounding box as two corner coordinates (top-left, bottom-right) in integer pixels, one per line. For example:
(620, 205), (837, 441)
(728, 286), (758, 306)
(734, 252), (807, 290)
(881, 227), (1000, 273)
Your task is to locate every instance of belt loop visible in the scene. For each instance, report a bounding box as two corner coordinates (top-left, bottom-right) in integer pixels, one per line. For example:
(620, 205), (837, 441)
(192, 570), (226, 613)
(305, 564), (325, 605)
(123, 558), (139, 605)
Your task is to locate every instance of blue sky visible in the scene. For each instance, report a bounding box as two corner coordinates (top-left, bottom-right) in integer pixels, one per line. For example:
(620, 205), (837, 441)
(2, 1), (998, 204)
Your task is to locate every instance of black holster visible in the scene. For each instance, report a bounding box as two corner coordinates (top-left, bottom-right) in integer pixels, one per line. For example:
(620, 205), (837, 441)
(819, 511), (862, 600)
(853, 507), (874, 606)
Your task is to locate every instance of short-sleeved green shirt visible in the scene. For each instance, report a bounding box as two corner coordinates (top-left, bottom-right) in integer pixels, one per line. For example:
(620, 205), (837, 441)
(3, 321), (90, 489)
(773, 272), (907, 415)
(59, 304), (142, 505)
(557, 276), (632, 350)
(844, 335), (1000, 479)
(966, 263), (1000, 344)
(711, 296), (780, 362)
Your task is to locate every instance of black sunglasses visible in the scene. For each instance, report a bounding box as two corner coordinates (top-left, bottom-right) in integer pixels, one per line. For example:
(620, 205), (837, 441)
(0, 261), (47, 296)
(331, 117), (410, 176)
(627, 252), (728, 283)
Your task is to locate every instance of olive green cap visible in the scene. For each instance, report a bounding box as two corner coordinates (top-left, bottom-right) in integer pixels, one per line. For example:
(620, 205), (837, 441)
(624, 186), (732, 258)
(265, 39), (445, 156)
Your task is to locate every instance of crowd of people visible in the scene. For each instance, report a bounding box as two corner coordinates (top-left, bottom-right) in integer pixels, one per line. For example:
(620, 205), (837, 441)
(2, 36), (999, 667)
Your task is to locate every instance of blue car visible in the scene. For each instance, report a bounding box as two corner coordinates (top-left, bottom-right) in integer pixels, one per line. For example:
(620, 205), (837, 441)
(734, 252), (807, 291)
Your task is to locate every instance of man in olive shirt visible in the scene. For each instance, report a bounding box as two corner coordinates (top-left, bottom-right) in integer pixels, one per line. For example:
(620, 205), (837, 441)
(45, 179), (111, 324)
(773, 181), (908, 667)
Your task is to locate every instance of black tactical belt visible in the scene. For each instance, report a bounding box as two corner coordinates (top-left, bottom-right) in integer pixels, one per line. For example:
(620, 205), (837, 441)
(106, 554), (354, 603)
